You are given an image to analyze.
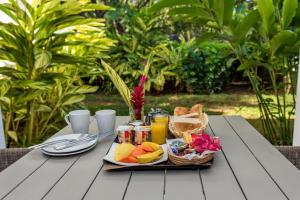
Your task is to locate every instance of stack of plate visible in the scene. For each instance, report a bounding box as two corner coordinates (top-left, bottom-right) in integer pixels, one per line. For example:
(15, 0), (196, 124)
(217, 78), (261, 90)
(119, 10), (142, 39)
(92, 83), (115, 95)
(41, 134), (98, 156)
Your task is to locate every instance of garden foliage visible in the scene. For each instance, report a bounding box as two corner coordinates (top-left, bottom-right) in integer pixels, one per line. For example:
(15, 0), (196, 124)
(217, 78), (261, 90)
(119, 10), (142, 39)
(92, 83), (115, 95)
(101, 2), (236, 93)
(149, 0), (300, 145)
(0, 0), (114, 145)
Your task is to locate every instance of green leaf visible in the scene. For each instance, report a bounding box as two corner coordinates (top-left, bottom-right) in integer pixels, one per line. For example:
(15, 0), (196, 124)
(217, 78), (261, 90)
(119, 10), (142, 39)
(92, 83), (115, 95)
(34, 50), (52, 68)
(62, 94), (85, 106)
(213, 0), (224, 26)
(270, 30), (297, 56)
(168, 6), (212, 21)
(224, 0), (234, 25)
(148, 0), (199, 14)
(195, 32), (219, 45)
(35, 105), (52, 112)
(282, 0), (298, 29)
(257, 0), (275, 35)
(68, 85), (99, 94)
(237, 60), (266, 71)
(8, 131), (18, 144)
(233, 10), (260, 42)
(14, 80), (51, 90)
(101, 60), (132, 108)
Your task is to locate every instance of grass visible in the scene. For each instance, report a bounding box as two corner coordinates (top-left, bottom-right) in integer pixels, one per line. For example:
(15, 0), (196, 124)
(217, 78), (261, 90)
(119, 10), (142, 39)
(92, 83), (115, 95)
(84, 92), (294, 136)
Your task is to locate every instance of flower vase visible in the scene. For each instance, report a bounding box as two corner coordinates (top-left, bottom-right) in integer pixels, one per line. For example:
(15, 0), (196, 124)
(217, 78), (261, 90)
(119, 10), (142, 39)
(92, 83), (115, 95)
(129, 107), (144, 122)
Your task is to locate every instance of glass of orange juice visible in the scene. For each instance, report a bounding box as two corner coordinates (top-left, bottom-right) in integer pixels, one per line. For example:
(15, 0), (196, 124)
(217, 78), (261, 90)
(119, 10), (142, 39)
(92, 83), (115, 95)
(151, 114), (169, 144)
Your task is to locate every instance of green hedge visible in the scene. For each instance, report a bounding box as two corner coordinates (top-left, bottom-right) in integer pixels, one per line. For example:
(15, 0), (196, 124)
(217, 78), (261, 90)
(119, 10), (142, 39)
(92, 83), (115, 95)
(181, 42), (234, 93)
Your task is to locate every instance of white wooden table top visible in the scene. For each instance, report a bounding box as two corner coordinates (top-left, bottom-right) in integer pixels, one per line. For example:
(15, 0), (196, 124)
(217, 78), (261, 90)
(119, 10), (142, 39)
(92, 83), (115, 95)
(0, 116), (300, 200)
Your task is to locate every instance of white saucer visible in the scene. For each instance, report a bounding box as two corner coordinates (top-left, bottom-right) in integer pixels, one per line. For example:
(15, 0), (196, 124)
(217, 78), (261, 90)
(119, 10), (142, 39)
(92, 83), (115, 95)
(41, 134), (97, 155)
(42, 143), (97, 156)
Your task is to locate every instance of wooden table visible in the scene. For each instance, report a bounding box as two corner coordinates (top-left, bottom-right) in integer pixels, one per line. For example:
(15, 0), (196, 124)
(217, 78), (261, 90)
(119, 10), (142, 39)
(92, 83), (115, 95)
(0, 116), (300, 200)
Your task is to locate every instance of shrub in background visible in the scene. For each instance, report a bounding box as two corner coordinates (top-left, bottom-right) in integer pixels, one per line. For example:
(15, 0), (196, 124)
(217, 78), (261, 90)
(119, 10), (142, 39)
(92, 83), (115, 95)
(181, 42), (234, 93)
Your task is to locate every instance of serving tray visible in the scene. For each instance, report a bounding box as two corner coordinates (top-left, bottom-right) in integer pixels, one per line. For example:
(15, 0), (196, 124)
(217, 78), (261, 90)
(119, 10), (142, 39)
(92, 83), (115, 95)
(103, 137), (212, 171)
(103, 160), (212, 171)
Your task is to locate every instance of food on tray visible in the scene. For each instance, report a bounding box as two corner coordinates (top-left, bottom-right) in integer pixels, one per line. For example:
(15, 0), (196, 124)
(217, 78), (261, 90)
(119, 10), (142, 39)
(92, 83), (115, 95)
(117, 125), (151, 145)
(117, 125), (133, 143)
(169, 133), (221, 157)
(171, 104), (207, 137)
(137, 148), (163, 163)
(134, 126), (151, 145)
(190, 133), (221, 153)
(114, 143), (136, 162)
(174, 107), (189, 116)
(114, 142), (163, 164)
(141, 142), (161, 151)
(151, 121), (167, 145)
(183, 132), (192, 144)
(167, 133), (221, 165)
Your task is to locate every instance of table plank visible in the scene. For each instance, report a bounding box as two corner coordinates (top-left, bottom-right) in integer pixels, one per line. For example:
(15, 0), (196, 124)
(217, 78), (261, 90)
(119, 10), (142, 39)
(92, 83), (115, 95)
(209, 116), (287, 200)
(201, 126), (246, 200)
(3, 156), (78, 200)
(0, 150), (47, 199)
(164, 170), (205, 200)
(123, 171), (165, 200)
(83, 170), (131, 200)
(1, 118), (97, 200)
(225, 116), (300, 200)
(43, 117), (129, 200)
(0, 125), (73, 199)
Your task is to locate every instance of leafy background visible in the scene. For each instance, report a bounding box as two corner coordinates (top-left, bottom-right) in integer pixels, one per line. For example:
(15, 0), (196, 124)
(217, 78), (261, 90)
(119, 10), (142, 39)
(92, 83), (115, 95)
(0, 0), (299, 146)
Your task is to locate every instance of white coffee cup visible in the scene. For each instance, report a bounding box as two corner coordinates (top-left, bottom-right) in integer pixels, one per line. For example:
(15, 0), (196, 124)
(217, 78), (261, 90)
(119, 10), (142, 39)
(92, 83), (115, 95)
(95, 110), (116, 138)
(65, 110), (90, 134)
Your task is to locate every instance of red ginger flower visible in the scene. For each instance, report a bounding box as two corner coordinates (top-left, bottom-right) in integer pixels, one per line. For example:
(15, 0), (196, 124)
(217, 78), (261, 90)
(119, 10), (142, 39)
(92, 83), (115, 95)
(131, 75), (147, 120)
(190, 133), (221, 154)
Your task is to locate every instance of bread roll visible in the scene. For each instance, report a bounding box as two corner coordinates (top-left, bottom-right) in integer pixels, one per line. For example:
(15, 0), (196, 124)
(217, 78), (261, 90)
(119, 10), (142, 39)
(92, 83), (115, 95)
(174, 107), (189, 116)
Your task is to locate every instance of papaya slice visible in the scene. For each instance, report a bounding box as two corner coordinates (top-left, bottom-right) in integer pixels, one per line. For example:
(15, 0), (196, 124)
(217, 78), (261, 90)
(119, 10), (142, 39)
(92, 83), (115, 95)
(119, 156), (138, 163)
(131, 146), (146, 158)
(140, 145), (154, 152)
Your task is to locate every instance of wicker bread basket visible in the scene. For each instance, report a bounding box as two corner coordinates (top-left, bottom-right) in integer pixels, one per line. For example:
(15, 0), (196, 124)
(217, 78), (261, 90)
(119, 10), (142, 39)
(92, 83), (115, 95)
(168, 151), (214, 165)
(169, 113), (209, 138)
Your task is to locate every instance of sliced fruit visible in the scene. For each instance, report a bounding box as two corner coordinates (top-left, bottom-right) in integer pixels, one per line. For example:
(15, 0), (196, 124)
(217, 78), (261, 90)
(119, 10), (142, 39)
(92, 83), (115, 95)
(119, 156), (138, 163)
(140, 145), (154, 152)
(114, 143), (136, 162)
(131, 146), (147, 158)
(141, 142), (161, 151)
(137, 148), (164, 164)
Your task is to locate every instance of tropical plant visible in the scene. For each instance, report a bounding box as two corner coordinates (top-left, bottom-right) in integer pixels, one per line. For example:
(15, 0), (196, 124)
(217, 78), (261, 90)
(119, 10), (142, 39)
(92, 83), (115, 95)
(0, 0), (114, 146)
(181, 41), (234, 93)
(149, 0), (300, 144)
(103, 3), (179, 92)
(101, 57), (151, 120)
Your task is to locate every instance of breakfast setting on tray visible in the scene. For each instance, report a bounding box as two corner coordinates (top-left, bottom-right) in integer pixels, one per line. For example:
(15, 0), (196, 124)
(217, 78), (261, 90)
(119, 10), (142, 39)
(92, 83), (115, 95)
(102, 104), (222, 170)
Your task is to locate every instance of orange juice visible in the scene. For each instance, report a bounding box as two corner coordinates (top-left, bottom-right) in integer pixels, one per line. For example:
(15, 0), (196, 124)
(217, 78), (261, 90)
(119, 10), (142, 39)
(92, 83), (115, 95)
(151, 114), (169, 144)
(154, 115), (169, 124)
(151, 121), (167, 144)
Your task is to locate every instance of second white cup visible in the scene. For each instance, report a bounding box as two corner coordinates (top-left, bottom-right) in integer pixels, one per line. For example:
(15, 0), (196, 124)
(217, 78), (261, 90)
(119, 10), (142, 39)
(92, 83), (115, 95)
(95, 110), (116, 138)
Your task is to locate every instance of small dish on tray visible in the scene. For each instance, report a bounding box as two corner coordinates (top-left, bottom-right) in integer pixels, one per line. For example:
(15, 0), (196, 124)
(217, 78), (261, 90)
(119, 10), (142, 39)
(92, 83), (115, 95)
(103, 143), (168, 166)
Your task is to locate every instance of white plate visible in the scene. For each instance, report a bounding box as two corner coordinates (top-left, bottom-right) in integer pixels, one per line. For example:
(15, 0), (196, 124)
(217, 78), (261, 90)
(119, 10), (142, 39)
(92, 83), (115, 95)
(42, 143), (97, 157)
(103, 143), (168, 166)
(42, 134), (97, 154)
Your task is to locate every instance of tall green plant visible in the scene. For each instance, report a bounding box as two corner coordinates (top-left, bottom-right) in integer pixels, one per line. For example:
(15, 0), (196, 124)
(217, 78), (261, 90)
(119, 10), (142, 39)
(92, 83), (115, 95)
(150, 0), (300, 144)
(0, 0), (114, 145)
(104, 3), (179, 92)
